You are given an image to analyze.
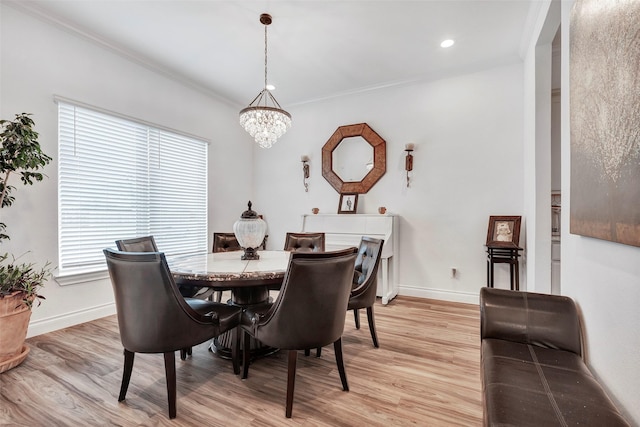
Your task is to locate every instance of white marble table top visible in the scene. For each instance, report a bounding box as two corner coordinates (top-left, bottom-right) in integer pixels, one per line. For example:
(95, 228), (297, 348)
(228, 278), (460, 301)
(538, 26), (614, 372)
(169, 250), (290, 285)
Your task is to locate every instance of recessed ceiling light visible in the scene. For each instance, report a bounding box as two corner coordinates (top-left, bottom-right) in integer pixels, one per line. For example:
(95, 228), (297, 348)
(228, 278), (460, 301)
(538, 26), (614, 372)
(266, 84), (275, 91)
(440, 39), (455, 48)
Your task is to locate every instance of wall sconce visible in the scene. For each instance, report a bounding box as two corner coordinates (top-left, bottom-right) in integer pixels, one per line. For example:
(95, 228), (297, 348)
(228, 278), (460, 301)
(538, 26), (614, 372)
(405, 143), (414, 187)
(301, 155), (310, 192)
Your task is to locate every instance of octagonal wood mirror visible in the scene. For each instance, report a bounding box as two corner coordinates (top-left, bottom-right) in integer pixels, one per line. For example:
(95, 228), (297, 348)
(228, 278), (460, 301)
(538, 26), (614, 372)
(322, 123), (386, 194)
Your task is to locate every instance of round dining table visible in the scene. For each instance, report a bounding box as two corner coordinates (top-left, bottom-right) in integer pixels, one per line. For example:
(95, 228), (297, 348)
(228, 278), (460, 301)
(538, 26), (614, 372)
(168, 250), (291, 357)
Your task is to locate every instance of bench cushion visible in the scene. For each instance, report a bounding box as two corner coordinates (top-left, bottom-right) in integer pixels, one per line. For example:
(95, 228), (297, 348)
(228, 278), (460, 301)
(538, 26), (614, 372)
(482, 338), (629, 426)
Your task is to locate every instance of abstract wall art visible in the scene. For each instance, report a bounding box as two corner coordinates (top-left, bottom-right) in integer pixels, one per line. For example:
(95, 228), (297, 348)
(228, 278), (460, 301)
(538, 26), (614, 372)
(570, 0), (640, 247)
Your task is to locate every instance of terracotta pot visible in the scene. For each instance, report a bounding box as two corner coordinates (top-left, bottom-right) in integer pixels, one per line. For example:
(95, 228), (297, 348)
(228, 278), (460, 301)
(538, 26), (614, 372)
(0, 291), (28, 316)
(0, 292), (31, 372)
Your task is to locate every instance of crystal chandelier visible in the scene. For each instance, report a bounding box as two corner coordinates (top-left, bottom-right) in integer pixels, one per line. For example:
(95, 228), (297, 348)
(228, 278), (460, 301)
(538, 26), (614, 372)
(239, 13), (292, 149)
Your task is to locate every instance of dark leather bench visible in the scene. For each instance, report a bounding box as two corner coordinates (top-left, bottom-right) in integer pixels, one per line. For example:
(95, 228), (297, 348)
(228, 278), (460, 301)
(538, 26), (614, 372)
(480, 287), (629, 426)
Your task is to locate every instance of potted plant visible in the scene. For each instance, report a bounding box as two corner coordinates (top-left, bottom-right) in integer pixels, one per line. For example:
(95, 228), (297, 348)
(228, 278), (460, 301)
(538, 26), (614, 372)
(0, 113), (52, 373)
(0, 254), (51, 372)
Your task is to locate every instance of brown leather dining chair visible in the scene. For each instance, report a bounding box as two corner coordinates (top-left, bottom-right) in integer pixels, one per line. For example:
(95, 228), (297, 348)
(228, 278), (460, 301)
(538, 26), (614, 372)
(240, 248), (358, 418)
(312, 237), (385, 358)
(210, 233), (242, 302)
(348, 237), (384, 348)
(212, 232), (242, 252)
(115, 235), (158, 252)
(213, 232), (268, 252)
(116, 236), (213, 302)
(283, 232), (325, 252)
(103, 249), (242, 419)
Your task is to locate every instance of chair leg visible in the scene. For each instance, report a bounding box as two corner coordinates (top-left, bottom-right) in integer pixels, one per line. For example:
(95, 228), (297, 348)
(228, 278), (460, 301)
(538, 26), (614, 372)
(366, 306), (379, 348)
(163, 351), (177, 419)
(316, 347), (322, 357)
(242, 330), (251, 379)
(353, 308), (360, 329)
(333, 338), (349, 391)
(285, 349), (298, 418)
(304, 349), (310, 356)
(214, 290), (223, 303)
(231, 327), (240, 375)
(118, 349), (135, 402)
(179, 347), (193, 360)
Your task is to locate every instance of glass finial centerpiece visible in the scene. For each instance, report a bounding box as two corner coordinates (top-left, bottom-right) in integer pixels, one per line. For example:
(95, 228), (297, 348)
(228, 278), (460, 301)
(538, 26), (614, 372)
(233, 201), (267, 260)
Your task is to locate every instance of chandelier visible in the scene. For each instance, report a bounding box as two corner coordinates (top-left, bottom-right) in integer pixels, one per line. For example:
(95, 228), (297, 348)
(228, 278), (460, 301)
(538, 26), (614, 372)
(239, 13), (292, 149)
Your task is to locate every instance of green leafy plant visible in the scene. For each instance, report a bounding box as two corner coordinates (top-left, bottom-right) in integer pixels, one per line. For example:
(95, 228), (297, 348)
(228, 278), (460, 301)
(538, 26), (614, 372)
(0, 253), (51, 308)
(0, 113), (52, 242)
(0, 113), (53, 309)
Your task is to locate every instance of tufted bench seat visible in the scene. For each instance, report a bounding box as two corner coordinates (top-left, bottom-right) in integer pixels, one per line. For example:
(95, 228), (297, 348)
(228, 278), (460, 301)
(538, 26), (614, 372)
(480, 287), (629, 426)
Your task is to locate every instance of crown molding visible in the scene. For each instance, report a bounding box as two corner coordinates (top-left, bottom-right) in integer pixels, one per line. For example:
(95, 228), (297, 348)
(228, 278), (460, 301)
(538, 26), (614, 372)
(3, 0), (240, 109)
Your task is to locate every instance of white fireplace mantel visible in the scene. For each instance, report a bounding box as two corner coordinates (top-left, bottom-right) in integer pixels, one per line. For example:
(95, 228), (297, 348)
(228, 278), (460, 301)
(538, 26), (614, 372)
(300, 213), (399, 304)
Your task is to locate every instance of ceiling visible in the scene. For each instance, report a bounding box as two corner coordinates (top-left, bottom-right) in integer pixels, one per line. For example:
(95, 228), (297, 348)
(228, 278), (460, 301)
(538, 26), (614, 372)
(12, 0), (536, 108)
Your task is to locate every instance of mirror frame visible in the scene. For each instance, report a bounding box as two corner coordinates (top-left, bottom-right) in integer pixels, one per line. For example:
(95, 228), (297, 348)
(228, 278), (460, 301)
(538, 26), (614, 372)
(322, 123), (386, 194)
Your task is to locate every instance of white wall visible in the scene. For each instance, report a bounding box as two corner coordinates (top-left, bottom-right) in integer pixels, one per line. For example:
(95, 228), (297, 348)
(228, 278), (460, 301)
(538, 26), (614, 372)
(253, 63), (525, 303)
(522, 0), (560, 295)
(0, 4), (253, 336)
(560, 1), (640, 423)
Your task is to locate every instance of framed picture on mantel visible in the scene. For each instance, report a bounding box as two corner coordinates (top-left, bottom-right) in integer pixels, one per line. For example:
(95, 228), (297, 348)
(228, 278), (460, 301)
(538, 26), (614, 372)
(338, 194), (358, 214)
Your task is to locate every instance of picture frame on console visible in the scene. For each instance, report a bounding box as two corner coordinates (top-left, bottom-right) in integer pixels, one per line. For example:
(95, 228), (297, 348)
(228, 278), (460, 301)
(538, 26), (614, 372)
(486, 216), (521, 246)
(338, 194), (358, 214)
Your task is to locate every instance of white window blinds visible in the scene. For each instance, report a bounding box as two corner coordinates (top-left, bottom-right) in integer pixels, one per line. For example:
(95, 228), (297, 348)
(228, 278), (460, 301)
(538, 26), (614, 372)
(58, 101), (208, 275)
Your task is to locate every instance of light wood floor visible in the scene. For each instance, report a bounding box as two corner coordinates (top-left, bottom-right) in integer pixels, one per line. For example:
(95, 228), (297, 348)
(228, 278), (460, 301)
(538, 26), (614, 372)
(1, 296), (482, 426)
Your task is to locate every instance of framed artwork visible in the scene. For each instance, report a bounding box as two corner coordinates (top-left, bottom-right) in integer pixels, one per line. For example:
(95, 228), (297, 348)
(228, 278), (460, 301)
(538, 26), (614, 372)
(338, 193), (358, 214)
(486, 216), (521, 246)
(570, 0), (640, 247)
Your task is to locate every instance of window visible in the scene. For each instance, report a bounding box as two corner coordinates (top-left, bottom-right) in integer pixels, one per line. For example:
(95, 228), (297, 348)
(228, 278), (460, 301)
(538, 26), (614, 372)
(58, 100), (208, 276)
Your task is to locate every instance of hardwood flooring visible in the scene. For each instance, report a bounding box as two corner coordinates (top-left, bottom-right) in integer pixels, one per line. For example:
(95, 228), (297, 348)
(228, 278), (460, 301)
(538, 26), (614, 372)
(1, 296), (482, 426)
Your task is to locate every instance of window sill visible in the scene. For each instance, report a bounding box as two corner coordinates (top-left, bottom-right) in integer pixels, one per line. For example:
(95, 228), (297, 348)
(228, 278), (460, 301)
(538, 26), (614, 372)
(54, 269), (110, 286)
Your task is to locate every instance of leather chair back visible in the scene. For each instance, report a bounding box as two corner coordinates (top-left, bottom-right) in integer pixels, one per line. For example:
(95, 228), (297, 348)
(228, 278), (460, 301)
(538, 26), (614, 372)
(212, 233), (242, 252)
(249, 248), (357, 350)
(213, 233), (268, 252)
(115, 236), (158, 252)
(349, 237), (384, 309)
(283, 232), (325, 252)
(103, 249), (222, 353)
(116, 235), (202, 298)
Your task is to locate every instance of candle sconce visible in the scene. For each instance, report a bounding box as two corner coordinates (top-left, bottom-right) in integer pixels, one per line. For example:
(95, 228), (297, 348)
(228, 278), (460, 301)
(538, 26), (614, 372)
(301, 155), (310, 192)
(404, 143), (414, 187)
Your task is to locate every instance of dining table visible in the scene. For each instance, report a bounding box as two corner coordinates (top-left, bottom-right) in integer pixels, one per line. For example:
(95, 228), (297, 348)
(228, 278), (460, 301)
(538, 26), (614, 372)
(168, 250), (291, 358)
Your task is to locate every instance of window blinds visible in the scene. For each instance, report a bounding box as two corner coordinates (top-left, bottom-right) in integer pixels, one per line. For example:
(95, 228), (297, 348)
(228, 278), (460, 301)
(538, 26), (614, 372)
(58, 101), (208, 275)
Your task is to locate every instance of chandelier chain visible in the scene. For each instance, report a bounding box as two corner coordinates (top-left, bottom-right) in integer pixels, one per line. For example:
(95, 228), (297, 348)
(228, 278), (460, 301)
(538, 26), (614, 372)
(239, 13), (291, 148)
(264, 25), (268, 90)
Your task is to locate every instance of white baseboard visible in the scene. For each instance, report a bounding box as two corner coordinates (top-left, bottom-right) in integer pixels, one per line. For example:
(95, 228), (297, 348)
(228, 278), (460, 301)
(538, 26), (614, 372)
(398, 285), (479, 305)
(26, 287), (478, 338)
(27, 302), (116, 338)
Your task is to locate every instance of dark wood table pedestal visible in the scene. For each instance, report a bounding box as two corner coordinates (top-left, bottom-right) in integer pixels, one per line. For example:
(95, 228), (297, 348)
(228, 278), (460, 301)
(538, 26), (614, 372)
(170, 251), (289, 361)
(211, 284), (279, 360)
